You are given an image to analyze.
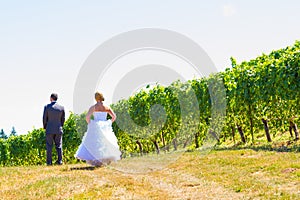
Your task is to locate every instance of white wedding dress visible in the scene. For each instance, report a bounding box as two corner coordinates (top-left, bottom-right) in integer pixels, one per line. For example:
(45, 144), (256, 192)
(74, 111), (121, 166)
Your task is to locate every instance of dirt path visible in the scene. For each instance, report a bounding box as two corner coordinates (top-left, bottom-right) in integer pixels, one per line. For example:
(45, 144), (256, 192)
(112, 168), (246, 200)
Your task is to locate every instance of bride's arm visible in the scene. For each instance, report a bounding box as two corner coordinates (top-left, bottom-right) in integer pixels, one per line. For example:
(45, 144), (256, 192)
(106, 106), (116, 123)
(86, 106), (94, 123)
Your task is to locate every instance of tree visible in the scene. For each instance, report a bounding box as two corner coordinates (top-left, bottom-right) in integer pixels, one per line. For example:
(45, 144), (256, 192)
(0, 129), (8, 139)
(10, 127), (17, 137)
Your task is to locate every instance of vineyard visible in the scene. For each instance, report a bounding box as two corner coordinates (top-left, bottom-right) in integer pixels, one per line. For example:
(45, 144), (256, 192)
(111, 40), (300, 156)
(0, 41), (300, 166)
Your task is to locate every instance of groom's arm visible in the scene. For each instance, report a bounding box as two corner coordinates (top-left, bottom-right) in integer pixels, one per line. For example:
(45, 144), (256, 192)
(43, 106), (48, 129)
(61, 107), (65, 126)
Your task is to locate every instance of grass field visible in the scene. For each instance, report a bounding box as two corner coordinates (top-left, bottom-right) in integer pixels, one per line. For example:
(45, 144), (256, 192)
(1, 141), (300, 199)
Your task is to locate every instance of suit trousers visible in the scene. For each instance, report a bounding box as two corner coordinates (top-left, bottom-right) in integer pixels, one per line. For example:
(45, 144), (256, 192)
(46, 134), (62, 165)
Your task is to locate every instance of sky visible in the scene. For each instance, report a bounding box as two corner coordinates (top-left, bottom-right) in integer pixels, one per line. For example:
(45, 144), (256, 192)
(0, 0), (300, 135)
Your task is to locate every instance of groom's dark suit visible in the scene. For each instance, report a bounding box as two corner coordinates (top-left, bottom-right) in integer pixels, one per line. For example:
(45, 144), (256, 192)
(43, 101), (65, 165)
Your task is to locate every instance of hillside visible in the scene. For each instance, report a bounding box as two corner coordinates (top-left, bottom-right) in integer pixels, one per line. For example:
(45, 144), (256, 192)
(1, 147), (299, 199)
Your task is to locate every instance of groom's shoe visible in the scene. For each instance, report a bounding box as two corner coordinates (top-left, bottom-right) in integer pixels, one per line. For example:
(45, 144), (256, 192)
(55, 161), (63, 165)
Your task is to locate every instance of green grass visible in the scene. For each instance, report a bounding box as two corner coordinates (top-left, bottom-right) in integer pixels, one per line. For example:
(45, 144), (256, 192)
(0, 141), (300, 199)
(177, 149), (300, 199)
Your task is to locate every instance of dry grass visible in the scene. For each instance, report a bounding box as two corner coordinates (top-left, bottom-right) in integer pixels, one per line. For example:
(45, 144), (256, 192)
(0, 147), (299, 200)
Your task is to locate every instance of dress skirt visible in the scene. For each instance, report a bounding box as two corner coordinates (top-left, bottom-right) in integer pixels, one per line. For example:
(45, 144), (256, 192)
(75, 119), (121, 166)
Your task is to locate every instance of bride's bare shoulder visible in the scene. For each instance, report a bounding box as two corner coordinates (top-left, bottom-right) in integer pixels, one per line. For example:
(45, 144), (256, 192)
(88, 105), (95, 112)
(103, 105), (112, 111)
(94, 103), (108, 112)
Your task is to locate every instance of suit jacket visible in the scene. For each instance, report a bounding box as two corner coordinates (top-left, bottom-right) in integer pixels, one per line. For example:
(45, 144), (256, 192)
(43, 101), (65, 134)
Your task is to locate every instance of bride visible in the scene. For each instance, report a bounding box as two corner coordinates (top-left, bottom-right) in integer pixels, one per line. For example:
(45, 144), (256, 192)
(75, 92), (121, 166)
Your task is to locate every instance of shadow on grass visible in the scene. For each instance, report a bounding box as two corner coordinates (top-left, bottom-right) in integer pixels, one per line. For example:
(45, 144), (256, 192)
(70, 166), (98, 171)
(213, 141), (300, 153)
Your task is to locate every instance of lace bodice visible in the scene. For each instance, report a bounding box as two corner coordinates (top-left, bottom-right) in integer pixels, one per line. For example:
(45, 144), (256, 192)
(93, 111), (107, 121)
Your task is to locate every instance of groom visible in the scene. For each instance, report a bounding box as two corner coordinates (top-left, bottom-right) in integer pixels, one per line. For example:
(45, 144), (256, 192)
(43, 93), (65, 165)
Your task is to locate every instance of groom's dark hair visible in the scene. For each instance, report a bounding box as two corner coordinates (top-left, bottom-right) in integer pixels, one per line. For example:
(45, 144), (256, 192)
(50, 93), (58, 101)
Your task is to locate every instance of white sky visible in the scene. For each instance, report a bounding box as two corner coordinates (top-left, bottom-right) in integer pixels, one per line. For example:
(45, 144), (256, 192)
(0, 0), (300, 134)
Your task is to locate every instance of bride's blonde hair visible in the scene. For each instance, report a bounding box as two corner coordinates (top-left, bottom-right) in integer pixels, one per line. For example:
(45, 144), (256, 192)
(95, 92), (104, 101)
